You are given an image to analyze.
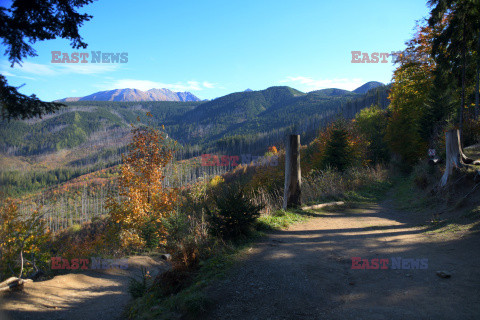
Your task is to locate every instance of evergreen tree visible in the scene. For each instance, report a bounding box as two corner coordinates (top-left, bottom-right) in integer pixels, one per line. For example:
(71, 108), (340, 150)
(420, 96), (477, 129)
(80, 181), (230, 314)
(322, 121), (352, 172)
(428, 0), (480, 140)
(0, 0), (94, 120)
(419, 69), (456, 147)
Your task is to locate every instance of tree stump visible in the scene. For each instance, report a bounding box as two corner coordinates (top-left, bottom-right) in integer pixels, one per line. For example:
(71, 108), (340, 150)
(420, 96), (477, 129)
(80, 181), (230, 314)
(440, 129), (475, 187)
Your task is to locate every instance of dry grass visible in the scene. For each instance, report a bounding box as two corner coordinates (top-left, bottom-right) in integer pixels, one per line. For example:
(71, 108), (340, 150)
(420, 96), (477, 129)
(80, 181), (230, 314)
(246, 165), (389, 216)
(302, 165), (388, 204)
(248, 187), (283, 216)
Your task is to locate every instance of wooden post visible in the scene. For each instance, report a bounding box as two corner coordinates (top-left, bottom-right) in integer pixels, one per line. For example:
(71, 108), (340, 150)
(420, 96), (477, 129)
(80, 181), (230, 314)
(283, 135), (301, 209)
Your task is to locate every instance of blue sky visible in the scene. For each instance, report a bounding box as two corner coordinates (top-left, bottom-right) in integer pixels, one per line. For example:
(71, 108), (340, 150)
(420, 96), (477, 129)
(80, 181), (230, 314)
(1, 0), (431, 101)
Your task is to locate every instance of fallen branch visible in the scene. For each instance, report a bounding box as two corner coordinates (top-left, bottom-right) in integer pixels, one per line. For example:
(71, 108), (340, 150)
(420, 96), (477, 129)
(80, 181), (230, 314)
(0, 277), (32, 292)
(302, 201), (345, 211)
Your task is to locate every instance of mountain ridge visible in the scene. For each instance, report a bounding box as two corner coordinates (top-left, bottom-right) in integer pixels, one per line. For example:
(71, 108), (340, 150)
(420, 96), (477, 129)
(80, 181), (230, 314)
(353, 81), (385, 94)
(0, 81), (391, 160)
(56, 88), (201, 102)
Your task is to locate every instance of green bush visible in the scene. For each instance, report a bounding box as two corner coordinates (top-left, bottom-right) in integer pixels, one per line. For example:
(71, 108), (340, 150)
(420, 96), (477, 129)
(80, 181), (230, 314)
(128, 267), (153, 298)
(205, 185), (263, 240)
(355, 105), (390, 164)
(140, 216), (163, 250)
(321, 120), (361, 172)
(155, 268), (193, 296)
(163, 212), (202, 270)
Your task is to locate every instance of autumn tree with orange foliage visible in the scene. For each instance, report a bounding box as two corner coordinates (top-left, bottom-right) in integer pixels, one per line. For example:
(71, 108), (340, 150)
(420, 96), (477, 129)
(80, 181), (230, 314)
(386, 19), (446, 168)
(106, 114), (178, 250)
(303, 119), (368, 173)
(0, 199), (51, 280)
(267, 146), (278, 154)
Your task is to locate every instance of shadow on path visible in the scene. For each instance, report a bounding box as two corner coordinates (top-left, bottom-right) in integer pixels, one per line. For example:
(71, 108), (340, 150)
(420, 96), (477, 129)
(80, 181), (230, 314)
(206, 202), (480, 320)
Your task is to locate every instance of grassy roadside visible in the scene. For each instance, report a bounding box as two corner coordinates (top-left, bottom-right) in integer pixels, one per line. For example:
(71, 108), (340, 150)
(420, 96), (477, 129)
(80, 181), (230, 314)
(125, 208), (311, 320)
(382, 162), (480, 235)
(343, 178), (393, 203)
(256, 209), (309, 230)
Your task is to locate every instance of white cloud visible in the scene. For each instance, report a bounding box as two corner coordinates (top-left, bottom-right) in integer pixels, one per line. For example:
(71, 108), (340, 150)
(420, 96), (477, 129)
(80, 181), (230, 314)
(1, 66), (37, 80)
(202, 81), (216, 89)
(96, 78), (216, 92)
(56, 63), (120, 75)
(280, 76), (365, 92)
(1, 70), (15, 77)
(4, 61), (121, 76)
(13, 61), (57, 75)
(185, 81), (201, 91)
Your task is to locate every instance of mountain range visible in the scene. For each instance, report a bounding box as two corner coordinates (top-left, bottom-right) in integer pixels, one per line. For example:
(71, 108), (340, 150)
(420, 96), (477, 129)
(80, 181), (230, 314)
(56, 88), (201, 102)
(0, 80), (390, 198)
(55, 81), (385, 103)
(179, 81), (386, 143)
(1, 81), (388, 161)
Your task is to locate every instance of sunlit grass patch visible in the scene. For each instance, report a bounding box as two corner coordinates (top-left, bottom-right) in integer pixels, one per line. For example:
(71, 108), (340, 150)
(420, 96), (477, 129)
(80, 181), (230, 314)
(256, 210), (309, 230)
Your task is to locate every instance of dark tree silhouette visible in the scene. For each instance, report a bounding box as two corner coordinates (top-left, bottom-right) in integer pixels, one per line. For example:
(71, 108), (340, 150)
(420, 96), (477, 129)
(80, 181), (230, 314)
(428, 0), (480, 141)
(0, 0), (94, 121)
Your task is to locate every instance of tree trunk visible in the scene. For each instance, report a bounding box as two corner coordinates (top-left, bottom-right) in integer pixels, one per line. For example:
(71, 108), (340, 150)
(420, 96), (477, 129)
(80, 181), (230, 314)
(283, 135), (301, 209)
(476, 61), (479, 119)
(460, 14), (466, 147)
(476, 29), (480, 120)
(441, 130), (463, 186)
(440, 129), (477, 186)
(18, 249), (24, 278)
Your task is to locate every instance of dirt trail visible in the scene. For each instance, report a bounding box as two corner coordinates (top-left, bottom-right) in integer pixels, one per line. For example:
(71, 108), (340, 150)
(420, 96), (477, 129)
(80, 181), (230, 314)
(207, 201), (480, 320)
(1, 202), (479, 320)
(0, 256), (169, 320)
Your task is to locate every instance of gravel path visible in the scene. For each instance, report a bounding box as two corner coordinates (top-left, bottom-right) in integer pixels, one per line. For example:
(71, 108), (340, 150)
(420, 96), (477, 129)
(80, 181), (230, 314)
(206, 202), (480, 320)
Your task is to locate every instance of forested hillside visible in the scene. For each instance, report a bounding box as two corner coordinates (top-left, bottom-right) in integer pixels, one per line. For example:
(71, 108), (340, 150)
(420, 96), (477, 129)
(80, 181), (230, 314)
(0, 101), (199, 155)
(0, 83), (390, 157)
(0, 82), (390, 198)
